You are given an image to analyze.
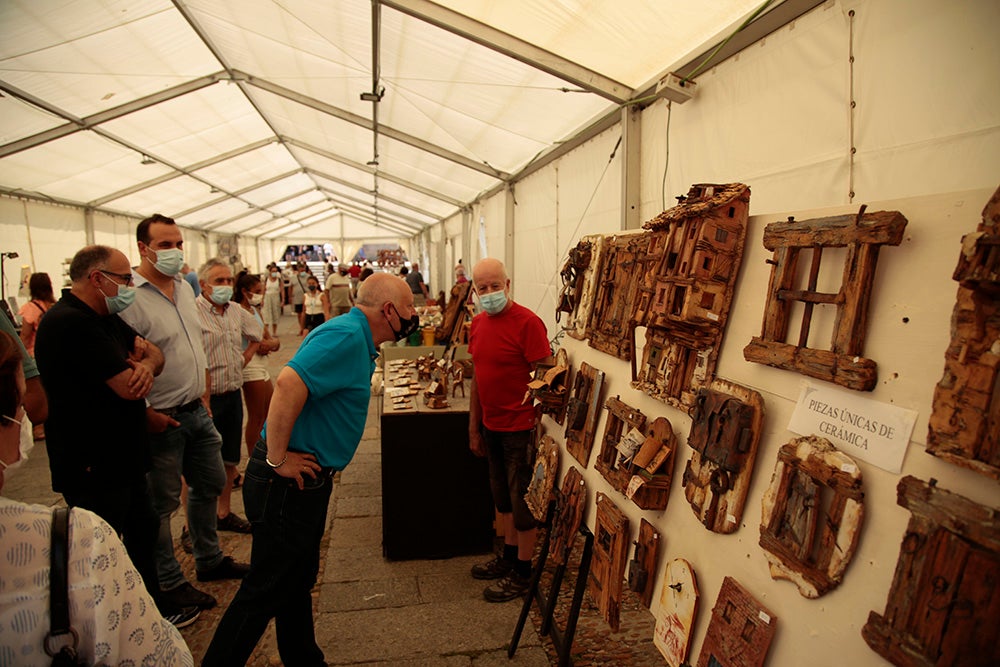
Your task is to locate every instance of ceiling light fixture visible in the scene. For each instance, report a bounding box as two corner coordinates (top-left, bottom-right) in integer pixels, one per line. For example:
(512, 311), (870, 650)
(140, 154), (155, 165)
(210, 186), (220, 193)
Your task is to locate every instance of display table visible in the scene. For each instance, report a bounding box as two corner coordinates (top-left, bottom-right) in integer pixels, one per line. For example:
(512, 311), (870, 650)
(380, 360), (494, 560)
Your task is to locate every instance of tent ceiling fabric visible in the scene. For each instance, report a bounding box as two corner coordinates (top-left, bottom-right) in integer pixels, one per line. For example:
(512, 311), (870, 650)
(1, 0), (780, 240)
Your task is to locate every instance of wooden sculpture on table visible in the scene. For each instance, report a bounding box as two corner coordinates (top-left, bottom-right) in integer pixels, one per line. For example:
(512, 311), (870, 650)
(586, 232), (650, 361)
(862, 476), (1000, 667)
(683, 379), (764, 533)
(564, 234), (604, 340)
(564, 362), (605, 467)
(654, 558), (699, 667)
(626, 519), (660, 608)
(525, 434), (560, 523)
(588, 493), (630, 632)
(436, 280), (473, 345)
(743, 205), (908, 391)
(696, 577), (777, 667)
(926, 185), (1000, 479)
(524, 347), (571, 425)
(632, 183), (751, 412)
(759, 435), (865, 598)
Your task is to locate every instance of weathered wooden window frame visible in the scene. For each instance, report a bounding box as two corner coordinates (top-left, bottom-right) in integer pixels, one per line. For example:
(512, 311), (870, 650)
(743, 206), (907, 391)
(759, 435), (864, 598)
(863, 476), (1000, 666)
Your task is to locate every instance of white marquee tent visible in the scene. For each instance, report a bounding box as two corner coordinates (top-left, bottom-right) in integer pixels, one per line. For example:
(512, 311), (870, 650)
(2, 1), (999, 665)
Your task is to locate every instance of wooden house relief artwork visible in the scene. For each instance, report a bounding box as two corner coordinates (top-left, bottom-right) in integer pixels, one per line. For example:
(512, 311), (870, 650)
(549, 466), (587, 567)
(926, 185), (1000, 479)
(586, 232), (650, 361)
(524, 348), (571, 425)
(595, 396), (646, 492)
(594, 397), (677, 511)
(759, 435), (865, 598)
(525, 434), (560, 523)
(587, 492), (630, 632)
(564, 362), (605, 467)
(653, 558), (699, 667)
(563, 234), (604, 341)
(862, 476), (1000, 666)
(632, 183), (750, 412)
(626, 518), (660, 608)
(683, 379), (764, 534)
(743, 206), (908, 391)
(696, 577), (777, 667)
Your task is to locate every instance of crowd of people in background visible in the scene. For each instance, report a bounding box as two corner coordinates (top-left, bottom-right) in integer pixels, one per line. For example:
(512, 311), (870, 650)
(0, 221), (548, 665)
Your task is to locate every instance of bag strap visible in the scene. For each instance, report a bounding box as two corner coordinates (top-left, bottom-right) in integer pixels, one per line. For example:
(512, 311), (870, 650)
(44, 507), (80, 657)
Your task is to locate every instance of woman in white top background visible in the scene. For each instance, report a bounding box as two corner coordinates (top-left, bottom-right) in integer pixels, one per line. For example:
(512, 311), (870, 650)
(262, 263), (283, 337)
(234, 271), (279, 462)
(299, 274), (329, 335)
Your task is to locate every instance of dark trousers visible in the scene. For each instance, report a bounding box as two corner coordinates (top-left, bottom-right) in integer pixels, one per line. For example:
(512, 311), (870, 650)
(61, 474), (162, 606)
(203, 441), (334, 667)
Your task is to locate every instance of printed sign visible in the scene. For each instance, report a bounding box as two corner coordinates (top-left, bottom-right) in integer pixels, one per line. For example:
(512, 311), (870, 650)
(788, 381), (917, 473)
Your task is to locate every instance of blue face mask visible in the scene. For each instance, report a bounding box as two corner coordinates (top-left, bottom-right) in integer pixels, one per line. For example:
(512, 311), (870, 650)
(209, 286), (233, 305)
(478, 290), (507, 315)
(99, 275), (137, 314)
(148, 247), (184, 276)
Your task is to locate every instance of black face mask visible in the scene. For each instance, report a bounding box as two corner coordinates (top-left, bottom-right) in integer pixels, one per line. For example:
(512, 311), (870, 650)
(388, 304), (420, 342)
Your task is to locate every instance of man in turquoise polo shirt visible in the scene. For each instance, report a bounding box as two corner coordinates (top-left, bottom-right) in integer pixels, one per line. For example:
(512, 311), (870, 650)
(203, 271), (419, 666)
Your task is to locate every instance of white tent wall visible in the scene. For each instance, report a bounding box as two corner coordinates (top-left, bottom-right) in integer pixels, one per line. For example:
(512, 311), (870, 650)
(478, 1), (998, 665)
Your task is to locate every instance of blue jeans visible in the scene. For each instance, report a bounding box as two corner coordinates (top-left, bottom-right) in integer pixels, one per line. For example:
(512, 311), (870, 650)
(203, 441), (334, 667)
(147, 405), (227, 590)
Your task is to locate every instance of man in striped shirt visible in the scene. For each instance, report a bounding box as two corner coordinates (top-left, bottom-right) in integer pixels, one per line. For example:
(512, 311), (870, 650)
(196, 258), (263, 534)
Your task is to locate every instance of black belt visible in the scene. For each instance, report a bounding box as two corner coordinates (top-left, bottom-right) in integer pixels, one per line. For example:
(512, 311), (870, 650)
(158, 398), (202, 417)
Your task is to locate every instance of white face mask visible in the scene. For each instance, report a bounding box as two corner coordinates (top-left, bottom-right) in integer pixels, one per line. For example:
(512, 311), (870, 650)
(249, 293), (263, 306)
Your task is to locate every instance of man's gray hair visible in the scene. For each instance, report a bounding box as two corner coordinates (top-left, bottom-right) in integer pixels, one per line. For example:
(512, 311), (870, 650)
(69, 245), (113, 281)
(197, 257), (231, 279)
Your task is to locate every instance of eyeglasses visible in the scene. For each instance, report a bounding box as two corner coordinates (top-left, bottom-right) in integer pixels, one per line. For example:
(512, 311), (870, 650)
(99, 270), (134, 286)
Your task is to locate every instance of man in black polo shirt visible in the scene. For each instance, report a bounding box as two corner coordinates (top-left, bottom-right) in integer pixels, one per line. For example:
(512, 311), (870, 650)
(35, 245), (198, 627)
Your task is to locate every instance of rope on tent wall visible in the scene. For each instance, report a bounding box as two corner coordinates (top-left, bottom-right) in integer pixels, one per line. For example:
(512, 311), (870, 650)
(532, 134), (621, 315)
(661, 101), (673, 212)
(848, 9), (857, 203)
(21, 199), (36, 272)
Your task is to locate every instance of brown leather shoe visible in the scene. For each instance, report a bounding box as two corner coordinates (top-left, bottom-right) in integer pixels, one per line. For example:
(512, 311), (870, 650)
(217, 512), (252, 533)
(197, 556), (250, 582)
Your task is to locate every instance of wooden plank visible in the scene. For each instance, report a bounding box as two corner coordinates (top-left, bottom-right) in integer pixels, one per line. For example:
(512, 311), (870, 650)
(564, 362), (606, 467)
(654, 558), (699, 667)
(743, 338), (878, 391)
(761, 209), (907, 248)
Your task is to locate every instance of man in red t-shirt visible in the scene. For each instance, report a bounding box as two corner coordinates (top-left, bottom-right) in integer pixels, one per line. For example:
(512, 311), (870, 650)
(347, 262), (362, 298)
(467, 257), (551, 602)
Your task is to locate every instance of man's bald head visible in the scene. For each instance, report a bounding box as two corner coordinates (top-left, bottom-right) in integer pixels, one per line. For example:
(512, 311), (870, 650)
(356, 271), (409, 308)
(472, 258), (507, 284)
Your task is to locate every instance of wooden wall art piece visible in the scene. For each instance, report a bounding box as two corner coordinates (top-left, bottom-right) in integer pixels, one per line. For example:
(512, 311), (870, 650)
(743, 205), (908, 391)
(595, 396), (645, 492)
(862, 475), (1000, 667)
(549, 466), (587, 567)
(759, 435), (865, 598)
(632, 183), (751, 412)
(696, 577), (777, 667)
(683, 379), (764, 534)
(586, 232), (650, 360)
(525, 347), (571, 425)
(654, 558), (700, 667)
(625, 417), (677, 511)
(525, 434), (560, 523)
(564, 362), (605, 467)
(627, 518), (660, 608)
(556, 237), (593, 328)
(435, 280), (473, 345)
(587, 492), (630, 632)
(926, 185), (1000, 480)
(564, 234), (605, 341)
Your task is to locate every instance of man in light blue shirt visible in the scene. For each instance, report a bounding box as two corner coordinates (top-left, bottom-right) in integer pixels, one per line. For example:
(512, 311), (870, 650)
(204, 272), (419, 666)
(119, 214), (249, 615)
